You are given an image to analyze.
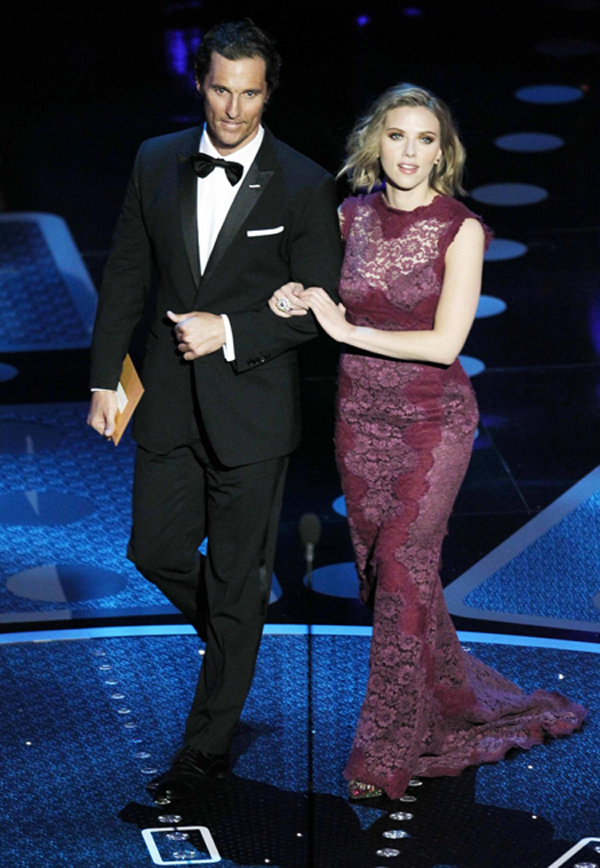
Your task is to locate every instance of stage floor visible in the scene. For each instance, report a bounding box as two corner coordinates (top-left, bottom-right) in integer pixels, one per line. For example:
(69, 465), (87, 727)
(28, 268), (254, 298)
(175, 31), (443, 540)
(1, 630), (597, 868)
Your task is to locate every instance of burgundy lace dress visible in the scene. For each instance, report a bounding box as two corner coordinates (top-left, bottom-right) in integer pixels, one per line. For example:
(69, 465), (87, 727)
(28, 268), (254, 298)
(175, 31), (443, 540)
(337, 192), (586, 799)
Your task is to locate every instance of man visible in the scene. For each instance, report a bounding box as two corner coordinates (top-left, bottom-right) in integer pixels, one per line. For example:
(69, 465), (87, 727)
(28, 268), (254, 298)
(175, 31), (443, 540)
(87, 20), (342, 802)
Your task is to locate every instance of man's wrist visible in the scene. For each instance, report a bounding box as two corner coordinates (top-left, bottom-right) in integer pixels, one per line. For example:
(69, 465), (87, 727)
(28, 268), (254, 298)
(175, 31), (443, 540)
(221, 314), (236, 361)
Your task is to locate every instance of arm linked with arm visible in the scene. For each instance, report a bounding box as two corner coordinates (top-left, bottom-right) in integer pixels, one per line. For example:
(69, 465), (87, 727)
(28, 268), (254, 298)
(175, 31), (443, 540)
(305, 218), (486, 365)
(228, 173), (343, 373)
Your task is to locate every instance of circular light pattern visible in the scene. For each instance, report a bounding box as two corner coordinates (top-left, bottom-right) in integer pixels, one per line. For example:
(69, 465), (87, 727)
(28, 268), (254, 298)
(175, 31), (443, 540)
(476, 296), (507, 318)
(304, 562), (359, 598)
(6, 563), (128, 602)
(535, 37), (599, 57)
(515, 84), (583, 104)
(0, 363), (18, 382)
(470, 183), (548, 206)
(0, 490), (96, 526)
(484, 239), (528, 261)
(333, 495), (347, 517)
(458, 356), (486, 377)
(494, 132), (564, 152)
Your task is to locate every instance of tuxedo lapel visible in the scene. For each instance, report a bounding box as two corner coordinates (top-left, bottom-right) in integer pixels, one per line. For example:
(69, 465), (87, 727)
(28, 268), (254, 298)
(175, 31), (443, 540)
(177, 130), (203, 290)
(201, 162), (274, 286)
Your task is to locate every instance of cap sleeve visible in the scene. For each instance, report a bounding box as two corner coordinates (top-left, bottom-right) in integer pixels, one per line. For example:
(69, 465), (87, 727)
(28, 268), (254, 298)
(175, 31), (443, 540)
(439, 203), (494, 260)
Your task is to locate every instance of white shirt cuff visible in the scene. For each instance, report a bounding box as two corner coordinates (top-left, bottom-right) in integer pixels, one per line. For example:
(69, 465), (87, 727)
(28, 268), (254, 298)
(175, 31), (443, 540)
(221, 314), (236, 362)
(91, 388), (116, 392)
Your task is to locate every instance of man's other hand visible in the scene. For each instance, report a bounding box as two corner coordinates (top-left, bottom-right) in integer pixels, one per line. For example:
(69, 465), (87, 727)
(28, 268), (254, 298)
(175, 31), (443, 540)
(87, 391), (119, 438)
(167, 310), (226, 360)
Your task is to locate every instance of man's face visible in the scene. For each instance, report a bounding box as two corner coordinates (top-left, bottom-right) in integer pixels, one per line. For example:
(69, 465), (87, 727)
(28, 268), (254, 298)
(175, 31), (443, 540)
(198, 52), (268, 155)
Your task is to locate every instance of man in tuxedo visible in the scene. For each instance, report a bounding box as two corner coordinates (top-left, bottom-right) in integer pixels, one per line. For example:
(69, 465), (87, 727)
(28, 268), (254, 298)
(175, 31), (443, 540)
(87, 21), (342, 802)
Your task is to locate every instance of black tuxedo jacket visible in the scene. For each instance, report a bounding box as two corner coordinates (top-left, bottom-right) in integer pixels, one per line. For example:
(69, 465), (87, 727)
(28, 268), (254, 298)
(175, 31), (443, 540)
(90, 127), (343, 465)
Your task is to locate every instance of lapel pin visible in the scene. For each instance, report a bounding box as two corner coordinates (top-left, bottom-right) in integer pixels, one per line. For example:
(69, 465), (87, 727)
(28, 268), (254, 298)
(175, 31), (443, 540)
(249, 184), (261, 188)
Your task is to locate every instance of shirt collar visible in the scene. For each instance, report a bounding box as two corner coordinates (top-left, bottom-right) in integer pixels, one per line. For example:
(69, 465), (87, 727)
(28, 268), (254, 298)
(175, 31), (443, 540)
(199, 124), (264, 172)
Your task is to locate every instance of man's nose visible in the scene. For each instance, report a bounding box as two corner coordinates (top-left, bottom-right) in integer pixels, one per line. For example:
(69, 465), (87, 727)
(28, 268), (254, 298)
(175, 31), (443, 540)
(226, 95), (241, 118)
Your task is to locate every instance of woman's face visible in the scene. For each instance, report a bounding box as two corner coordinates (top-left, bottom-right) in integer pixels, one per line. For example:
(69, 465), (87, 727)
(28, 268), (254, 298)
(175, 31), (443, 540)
(378, 105), (443, 194)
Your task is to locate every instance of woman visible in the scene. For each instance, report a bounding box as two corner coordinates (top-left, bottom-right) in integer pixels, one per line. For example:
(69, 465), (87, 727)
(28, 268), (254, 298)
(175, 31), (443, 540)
(270, 84), (586, 800)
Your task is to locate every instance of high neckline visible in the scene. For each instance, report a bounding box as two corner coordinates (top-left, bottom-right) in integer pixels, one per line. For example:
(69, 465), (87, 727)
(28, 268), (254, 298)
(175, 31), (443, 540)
(378, 191), (445, 216)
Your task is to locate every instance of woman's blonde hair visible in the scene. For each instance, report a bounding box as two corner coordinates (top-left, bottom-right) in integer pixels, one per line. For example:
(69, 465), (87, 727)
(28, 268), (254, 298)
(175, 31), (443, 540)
(339, 83), (466, 196)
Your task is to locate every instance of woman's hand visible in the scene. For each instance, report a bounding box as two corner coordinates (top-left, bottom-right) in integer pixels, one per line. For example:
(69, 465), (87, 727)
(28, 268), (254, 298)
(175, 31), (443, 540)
(268, 282), (309, 318)
(303, 286), (352, 343)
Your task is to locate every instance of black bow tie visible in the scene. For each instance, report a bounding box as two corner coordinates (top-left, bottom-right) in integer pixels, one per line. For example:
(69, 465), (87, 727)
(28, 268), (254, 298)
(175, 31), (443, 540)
(191, 153), (244, 186)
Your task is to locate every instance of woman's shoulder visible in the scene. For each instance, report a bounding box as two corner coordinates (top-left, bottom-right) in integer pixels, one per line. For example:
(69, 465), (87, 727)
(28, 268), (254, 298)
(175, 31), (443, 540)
(435, 196), (483, 222)
(340, 191), (380, 214)
(339, 192), (380, 239)
(435, 196), (494, 250)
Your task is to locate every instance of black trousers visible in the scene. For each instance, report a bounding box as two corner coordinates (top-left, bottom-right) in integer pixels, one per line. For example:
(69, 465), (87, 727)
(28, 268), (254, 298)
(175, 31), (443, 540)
(128, 434), (288, 754)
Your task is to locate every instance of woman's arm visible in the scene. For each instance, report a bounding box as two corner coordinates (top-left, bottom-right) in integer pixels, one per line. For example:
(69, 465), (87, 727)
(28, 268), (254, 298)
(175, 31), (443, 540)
(304, 217), (486, 365)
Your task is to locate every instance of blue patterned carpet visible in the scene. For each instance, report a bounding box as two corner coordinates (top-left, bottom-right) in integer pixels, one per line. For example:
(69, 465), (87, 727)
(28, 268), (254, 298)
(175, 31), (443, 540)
(0, 219), (93, 352)
(0, 404), (167, 617)
(0, 633), (595, 868)
(464, 489), (600, 621)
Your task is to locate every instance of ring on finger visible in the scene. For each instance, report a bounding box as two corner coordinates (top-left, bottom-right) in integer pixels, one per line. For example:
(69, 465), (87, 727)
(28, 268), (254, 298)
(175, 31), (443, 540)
(276, 297), (292, 313)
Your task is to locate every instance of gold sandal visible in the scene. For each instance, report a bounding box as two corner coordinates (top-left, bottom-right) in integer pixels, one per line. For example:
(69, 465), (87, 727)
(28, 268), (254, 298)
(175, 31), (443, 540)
(348, 780), (384, 800)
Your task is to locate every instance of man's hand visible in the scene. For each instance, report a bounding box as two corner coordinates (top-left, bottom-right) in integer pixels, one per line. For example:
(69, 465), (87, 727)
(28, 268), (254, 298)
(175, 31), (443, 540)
(87, 390), (119, 438)
(268, 282), (308, 319)
(167, 310), (226, 360)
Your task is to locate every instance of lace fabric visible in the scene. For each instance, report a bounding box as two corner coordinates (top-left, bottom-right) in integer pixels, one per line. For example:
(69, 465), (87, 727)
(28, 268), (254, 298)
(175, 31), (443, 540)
(337, 193), (586, 799)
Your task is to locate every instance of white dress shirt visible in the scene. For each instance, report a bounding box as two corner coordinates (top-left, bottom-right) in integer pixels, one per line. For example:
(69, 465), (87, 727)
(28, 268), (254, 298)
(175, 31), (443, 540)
(197, 124), (265, 361)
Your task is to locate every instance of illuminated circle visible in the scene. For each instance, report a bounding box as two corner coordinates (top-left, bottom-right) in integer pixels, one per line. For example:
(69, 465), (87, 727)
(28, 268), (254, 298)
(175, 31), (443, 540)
(485, 239), (528, 261)
(458, 356), (486, 377)
(0, 363), (18, 382)
(471, 184), (548, 206)
(6, 564), (128, 602)
(476, 296), (507, 318)
(515, 85), (583, 104)
(333, 495), (347, 517)
(494, 132), (564, 152)
(304, 562), (359, 598)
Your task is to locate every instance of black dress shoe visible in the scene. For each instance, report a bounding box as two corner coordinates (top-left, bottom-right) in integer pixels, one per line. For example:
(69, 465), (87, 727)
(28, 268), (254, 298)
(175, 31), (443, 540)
(151, 745), (229, 803)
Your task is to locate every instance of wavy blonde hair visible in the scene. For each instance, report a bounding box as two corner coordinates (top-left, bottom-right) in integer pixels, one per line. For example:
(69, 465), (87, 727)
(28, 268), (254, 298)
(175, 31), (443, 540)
(339, 83), (466, 196)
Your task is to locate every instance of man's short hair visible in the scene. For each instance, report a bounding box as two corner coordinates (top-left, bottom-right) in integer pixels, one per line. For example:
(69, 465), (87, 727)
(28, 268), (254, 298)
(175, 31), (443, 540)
(194, 20), (282, 95)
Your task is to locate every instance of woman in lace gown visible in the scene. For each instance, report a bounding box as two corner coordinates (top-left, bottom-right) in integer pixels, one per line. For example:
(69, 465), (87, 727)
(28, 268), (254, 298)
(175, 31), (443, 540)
(270, 84), (586, 800)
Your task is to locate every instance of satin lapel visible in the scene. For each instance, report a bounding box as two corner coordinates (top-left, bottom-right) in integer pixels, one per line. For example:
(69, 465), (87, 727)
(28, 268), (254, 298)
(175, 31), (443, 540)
(200, 161), (274, 287)
(177, 139), (202, 290)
